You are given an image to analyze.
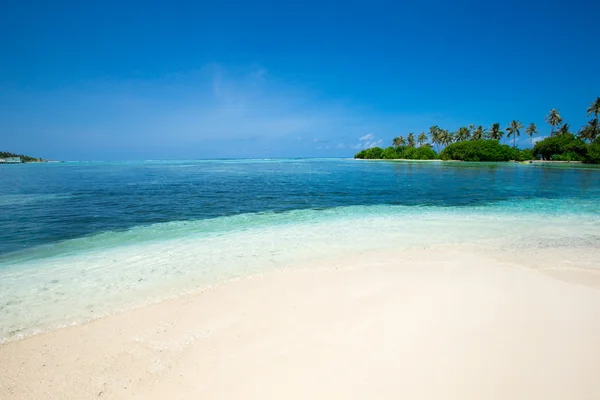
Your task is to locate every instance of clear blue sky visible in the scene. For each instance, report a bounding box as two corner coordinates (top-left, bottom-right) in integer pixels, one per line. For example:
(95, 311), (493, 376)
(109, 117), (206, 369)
(1, 0), (598, 160)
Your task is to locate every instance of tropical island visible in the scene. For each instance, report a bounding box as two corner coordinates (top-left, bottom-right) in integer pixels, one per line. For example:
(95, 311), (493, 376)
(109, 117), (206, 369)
(0, 151), (44, 163)
(355, 97), (600, 164)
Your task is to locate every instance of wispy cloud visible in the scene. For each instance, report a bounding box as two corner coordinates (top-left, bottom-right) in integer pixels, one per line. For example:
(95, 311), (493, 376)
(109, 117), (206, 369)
(355, 138), (384, 149)
(337, 134), (385, 150)
(0, 64), (459, 159)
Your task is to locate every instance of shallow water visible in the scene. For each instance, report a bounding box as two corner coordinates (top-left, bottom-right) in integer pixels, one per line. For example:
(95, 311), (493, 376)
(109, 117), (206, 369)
(1, 159), (599, 340)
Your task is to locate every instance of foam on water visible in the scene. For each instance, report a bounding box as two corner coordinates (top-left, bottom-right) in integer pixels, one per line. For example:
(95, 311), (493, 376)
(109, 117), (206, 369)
(1, 199), (599, 341)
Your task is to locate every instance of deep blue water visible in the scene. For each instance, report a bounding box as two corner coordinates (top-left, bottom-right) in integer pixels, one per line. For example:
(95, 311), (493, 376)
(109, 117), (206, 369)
(1, 159), (599, 261)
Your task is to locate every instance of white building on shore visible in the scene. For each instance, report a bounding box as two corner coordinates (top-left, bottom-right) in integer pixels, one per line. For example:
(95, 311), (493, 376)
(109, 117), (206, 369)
(0, 157), (23, 164)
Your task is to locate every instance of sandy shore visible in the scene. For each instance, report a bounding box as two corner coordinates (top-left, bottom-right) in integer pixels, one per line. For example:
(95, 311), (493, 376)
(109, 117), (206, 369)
(2, 247), (600, 399)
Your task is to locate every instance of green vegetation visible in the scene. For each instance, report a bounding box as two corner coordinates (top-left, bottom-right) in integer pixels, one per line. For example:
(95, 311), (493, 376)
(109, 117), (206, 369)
(354, 97), (600, 164)
(532, 134), (589, 162)
(355, 145), (437, 160)
(584, 143), (600, 164)
(0, 151), (42, 163)
(440, 140), (530, 162)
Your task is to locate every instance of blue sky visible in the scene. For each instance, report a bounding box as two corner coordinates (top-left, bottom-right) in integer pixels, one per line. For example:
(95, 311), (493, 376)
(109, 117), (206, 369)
(1, 0), (599, 160)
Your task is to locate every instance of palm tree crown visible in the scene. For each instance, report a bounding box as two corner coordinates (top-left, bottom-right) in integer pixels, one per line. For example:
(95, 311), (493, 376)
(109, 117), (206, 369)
(525, 123), (538, 145)
(545, 109), (563, 136)
(587, 97), (600, 118)
(579, 118), (600, 142)
(489, 123), (504, 141)
(407, 133), (416, 147)
(417, 132), (427, 147)
(506, 120), (523, 147)
(429, 126), (441, 151)
(579, 119), (599, 143)
(586, 97), (600, 140)
(558, 123), (570, 135)
(439, 129), (453, 146)
(455, 127), (470, 141)
(471, 126), (486, 140)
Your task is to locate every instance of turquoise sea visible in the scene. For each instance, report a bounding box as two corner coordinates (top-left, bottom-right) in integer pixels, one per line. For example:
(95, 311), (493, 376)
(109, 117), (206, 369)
(1, 159), (599, 340)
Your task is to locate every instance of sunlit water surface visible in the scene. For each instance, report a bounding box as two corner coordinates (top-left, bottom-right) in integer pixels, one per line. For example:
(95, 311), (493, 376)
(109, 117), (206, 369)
(1, 159), (599, 340)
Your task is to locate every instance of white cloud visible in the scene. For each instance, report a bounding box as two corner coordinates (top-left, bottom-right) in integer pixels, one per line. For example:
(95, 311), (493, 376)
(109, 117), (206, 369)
(366, 139), (384, 148)
(532, 136), (545, 143)
(349, 138), (384, 150)
(359, 133), (374, 141)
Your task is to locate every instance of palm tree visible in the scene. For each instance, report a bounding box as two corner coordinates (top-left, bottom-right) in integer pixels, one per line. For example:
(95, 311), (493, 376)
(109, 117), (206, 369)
(392, 137), (402, 147)
(579, 118), (600, 143)
(429, 126), (441, 152)
(587, 97), (600, 118)
(447, 131), (455, 145)
(489, 123), (504, 141)
(588, 120), (598, 143)
(407, 133), (416, 147)
(586, 97), (600, 139)
(525, 122), (538, 146)
(471, 125), (486, 140)
(439, 129), (453, 147)
(579, 125), (591, 142)
(557, 123), (570, 135)
(417, 132), (428, 147)
(506, 120), (523, 147)
(455, 127), (470, 141)
(579, 119), (599, 143)
(468, 124), (475, 137)
(545, 109), (563, 136)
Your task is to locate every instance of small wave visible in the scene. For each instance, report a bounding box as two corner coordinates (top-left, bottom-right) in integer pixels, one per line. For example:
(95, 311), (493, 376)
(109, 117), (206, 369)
(1, 198), (598, 265)
(0, 193), (71, 207)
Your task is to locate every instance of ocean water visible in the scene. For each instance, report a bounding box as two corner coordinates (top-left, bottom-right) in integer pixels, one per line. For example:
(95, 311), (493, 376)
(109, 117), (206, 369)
(1, 159), (599, 340)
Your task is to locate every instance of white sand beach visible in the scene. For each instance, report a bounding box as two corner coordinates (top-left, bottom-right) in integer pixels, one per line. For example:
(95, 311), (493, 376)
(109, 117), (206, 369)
(1, 247), (600, 399)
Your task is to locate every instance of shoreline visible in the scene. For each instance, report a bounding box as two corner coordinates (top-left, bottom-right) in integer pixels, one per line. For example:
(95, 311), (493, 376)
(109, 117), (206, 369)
(530, 159), (584, 164)
(2, 246), (600, 399)
(4, 200), (600, 342)
(355, 158), (588, 164)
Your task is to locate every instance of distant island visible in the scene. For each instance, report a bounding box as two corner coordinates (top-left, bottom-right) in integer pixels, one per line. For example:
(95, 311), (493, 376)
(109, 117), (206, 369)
(0, 151), (44, 163)
(355, 97), (600, 164)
